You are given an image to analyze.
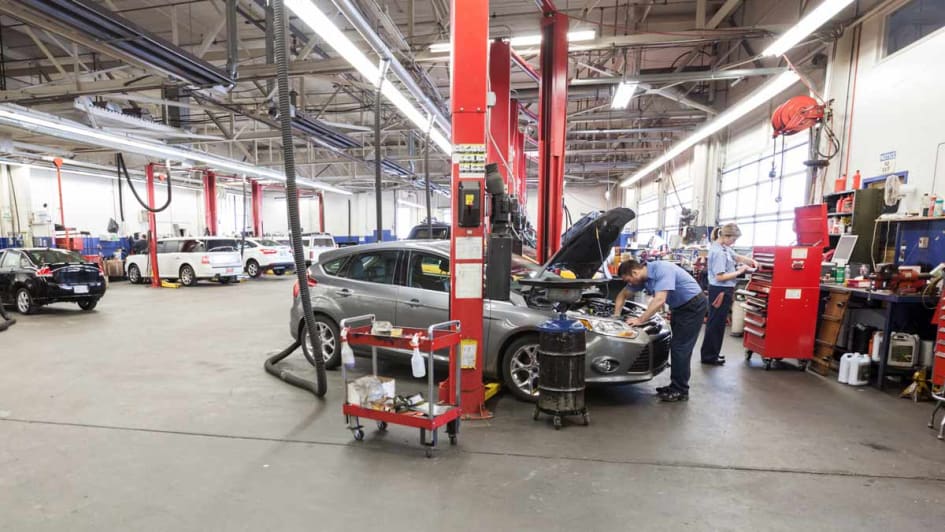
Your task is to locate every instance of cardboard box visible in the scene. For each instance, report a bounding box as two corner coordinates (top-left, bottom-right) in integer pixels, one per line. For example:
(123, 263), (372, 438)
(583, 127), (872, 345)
(347, 376), (395, 408)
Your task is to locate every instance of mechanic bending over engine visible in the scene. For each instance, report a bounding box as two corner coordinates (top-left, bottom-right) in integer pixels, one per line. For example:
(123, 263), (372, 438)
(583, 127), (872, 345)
(614, 259), (707, 402)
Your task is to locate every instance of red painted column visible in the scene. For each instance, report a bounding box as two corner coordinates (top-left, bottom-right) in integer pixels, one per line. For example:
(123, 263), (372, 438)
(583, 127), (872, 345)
(146, 163), (161, 288)
(511, 99), (526, 203)
(536, 11), (568, 262)
(251, 180), (263, 237)
(317, 191), (325, 233)
(203, 171), (218, 236)
(445, 0), (490, 419)
(487, 39), (512, 189)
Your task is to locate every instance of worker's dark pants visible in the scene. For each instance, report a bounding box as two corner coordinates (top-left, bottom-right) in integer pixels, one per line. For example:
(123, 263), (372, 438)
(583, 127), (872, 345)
(700, 285), (734, 362)
(669, 295), (708, 394)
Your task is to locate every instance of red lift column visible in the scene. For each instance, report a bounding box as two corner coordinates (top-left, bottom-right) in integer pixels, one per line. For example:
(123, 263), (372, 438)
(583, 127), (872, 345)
(203, 171), (218, 236)
(487, 40), (512, 189)
(511, 99), (527, 204)
(317, 191), (325, 233)
(145, 163), (161, 288)
(536, 10), (569, 262)
(251, 180), (263, 236)
(445, 0), (490, 419)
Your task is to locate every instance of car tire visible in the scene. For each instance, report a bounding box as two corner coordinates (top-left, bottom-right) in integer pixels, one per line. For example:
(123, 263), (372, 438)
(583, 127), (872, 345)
(127, 264), (142, 284)
(15, 287), (37, 315)
(246, 259), (261, 278)
(501, 334), (541, 403)
(179, 265), (197, 287)
(273, 269), (285, 276)
(299, 316), (341, 369)
(77, 298), (98, 311)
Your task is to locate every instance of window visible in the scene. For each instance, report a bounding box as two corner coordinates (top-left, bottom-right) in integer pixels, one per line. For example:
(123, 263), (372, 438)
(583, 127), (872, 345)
(19, 254), (33, 268)
(1, 251), (20, 269)
(312, 237), (335, 248)
(663, 185), (693, 237)
(407, 253), (450, 292)
(156, 241), (180, 254)
(885, 0), (945, 56)
(322, 256), (347, 276)
(636, 192), (660, 246)
(24, 249), (84, 265)
(342, 251), (400, 284)
(718, 141), (809, 246)
(180, 239), (206, 253)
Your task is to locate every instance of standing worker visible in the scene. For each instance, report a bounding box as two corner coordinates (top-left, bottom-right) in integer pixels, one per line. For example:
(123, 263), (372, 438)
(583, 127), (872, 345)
(614, 259), (707, 402)
(700, 224), (758, 365)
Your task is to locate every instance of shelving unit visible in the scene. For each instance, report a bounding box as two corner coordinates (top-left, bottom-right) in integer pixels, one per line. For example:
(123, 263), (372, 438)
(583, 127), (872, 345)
(822, 188), (883, 264)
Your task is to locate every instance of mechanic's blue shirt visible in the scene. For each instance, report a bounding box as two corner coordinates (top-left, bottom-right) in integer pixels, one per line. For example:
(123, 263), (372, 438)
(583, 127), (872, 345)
(629, 260), (703, 309)
(707, 242), (737, 287)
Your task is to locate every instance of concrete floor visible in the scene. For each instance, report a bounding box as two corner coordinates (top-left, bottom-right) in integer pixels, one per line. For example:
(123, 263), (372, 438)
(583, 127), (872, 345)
(1, 278), (944, 531)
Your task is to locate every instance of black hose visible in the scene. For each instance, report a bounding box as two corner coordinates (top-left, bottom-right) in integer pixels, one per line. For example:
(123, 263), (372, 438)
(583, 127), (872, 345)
(263, 340), (321, 396)
(115, 153), (125, 222)
(116, 153), (172, 213)
(272, 0), (326, 396)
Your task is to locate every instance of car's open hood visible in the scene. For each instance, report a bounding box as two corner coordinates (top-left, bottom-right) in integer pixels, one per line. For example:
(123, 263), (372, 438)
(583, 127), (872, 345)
(542, 207), (635, 279)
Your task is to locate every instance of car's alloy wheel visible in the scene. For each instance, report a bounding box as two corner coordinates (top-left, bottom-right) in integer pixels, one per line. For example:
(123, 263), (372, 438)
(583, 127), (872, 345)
(300, 318), (340, 369)
(15, 288), (35, 314)
(179, 265), (196, 287)
(502, 337), (541, 402)
(127, 264), (141, 284)
(246, 260), (260, 278)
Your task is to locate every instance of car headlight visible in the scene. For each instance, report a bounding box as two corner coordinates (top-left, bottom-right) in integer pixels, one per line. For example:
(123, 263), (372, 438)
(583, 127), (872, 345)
(570, 314), (639, 339)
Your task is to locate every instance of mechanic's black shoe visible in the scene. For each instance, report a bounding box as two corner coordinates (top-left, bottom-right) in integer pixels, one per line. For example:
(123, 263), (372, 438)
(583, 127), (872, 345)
(701, 358), (725, 366)
(655, 385), (672, 394)
(658, 390), (689, 402)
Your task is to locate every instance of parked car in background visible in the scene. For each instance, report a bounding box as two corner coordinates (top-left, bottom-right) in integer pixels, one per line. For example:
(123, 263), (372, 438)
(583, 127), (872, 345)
(0, 248), (106, 313)
(239, 237), (294, 278)
(268, 233), (336, 266)
(290, 208), (672, 402)
(406, 220), (450, 240)
(125, 237), (241, 286)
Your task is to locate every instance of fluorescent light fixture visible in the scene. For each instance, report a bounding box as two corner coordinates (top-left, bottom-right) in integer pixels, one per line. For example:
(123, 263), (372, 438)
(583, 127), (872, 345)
(611, 81), (640, 110)
(620, 70), (801, 188)
(762, 0), (854, 57)
(429, 30), (596, 53)
(0, 103), (351, 195)
(285, 0), (451, 155)
(397, 199), (426, 209)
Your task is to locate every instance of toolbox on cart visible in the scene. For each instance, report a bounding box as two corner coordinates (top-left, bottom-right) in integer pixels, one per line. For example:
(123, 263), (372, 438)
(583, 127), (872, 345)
(743, 205), (827, 370)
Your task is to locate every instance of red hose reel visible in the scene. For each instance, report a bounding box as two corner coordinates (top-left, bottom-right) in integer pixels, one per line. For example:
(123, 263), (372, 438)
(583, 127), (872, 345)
(771, 95), (825, 138)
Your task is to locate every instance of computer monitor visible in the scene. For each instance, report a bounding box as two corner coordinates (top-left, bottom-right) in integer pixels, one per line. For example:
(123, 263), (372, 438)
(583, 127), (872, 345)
(833, 234), (858, 267)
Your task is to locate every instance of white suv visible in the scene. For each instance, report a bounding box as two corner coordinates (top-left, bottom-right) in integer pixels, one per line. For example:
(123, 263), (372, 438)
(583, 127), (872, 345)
(240, 238), (294, 278)
(271, 233), (337, 265)
(126, 237), (242, 286)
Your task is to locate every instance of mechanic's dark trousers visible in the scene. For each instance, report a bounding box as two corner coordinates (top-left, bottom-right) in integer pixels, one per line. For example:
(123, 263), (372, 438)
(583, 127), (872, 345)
(700, 285), (734, 362)
(0, 305), (14, 332)
(669, 294), (708, 394)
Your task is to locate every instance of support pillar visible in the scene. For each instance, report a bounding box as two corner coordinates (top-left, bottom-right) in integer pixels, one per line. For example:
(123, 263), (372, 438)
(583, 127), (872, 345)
(146, 163), (160, 288)
(511, 99), (526, 203)
(317, 191), (325, 233)
(536, 11), (568, 263)
(487, 40), (512, 190)
(444, 0), (490, 419)
(251, 180), (263, 237)
(203, 171), (217, 236)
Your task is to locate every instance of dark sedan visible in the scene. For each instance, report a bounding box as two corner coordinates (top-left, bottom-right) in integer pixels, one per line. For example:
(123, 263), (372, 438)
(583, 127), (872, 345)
(0, 248), (106, 314)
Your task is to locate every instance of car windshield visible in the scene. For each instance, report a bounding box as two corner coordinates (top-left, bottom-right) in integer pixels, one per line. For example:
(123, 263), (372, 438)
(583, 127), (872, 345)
(257, 239), (283, 247)
(25, 249), (86, 265)
(411, 227), (449, 239)
(274, 238), (291, 247)
(312, 237), (334, 247)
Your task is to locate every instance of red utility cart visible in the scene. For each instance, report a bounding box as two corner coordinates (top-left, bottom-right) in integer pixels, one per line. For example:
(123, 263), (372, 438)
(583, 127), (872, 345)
(338, 315), (462, 458)
(743, 205), (827, 370)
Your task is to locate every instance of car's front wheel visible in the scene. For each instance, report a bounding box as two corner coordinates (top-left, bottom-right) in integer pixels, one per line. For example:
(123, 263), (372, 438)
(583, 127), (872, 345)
(127, 264), (142, 284)
(77, 298), (98, 311)
(501, 334), (541, 402)
(179, 265), (197, 287)
(15, 288), (37, 314)
(246, 259), (261, 278)
(299, 317), (340, 369)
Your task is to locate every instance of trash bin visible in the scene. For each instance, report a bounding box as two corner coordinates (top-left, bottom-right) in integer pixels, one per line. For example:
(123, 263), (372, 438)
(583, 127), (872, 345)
(534, 317), (589, 429)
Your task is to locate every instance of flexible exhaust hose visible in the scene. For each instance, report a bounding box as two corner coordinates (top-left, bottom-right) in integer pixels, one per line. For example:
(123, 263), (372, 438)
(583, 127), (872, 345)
(263, 340), (321, 395)
(271, 0), (327, 396)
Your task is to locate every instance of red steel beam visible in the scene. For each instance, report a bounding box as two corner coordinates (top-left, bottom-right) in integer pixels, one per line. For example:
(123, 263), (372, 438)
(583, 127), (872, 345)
(444, 0), (490, 419)
(511, 99), (527, 203)
(487, 39), (512, 189)
(317, 191), (325, 233)
(510, 49), (541, 84)
(202, 171), (218, 236)
(536, 11), (568, 262)
(251, 180), (263, 237)
(145, 163), (161, 288)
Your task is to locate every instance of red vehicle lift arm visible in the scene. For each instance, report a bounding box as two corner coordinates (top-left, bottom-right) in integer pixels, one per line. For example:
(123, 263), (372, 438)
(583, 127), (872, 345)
(251, 180), (263, 236)
(203, 171), (217, 236)
(145, 163), (161, 288)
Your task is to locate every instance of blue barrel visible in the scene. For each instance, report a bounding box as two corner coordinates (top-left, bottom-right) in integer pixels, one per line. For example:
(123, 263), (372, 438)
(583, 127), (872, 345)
(0, 237), (10, 249)
(535, 317), (588, 428)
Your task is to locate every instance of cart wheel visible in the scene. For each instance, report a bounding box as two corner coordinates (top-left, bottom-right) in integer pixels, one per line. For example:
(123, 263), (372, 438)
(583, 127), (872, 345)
(353, 429), (364, 441)
(745, 350), (752, 362)
(533, 406), (541, 421)
(582, 412), (590, 426)
(449, 434), (457, 445)
(797, 360), (808, 372)
(425, 447), (434, 458)
(763, 359), (772, 371)
(553, 416), (562, 430)
(376, 421), (388, 431)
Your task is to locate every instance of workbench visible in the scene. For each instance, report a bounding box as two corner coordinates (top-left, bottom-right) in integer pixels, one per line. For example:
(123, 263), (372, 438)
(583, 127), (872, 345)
(820, 283), (935, 389)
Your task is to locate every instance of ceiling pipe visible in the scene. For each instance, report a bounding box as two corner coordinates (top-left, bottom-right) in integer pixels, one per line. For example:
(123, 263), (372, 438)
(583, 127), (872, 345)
(331, 0), (450, 135)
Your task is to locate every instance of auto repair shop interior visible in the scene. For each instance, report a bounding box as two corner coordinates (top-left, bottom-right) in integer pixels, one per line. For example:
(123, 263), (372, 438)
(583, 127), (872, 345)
(1, 0), (944, 530)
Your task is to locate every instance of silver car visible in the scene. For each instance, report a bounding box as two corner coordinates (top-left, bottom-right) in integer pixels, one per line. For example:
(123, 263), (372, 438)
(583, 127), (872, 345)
(289, 208), (671, 402)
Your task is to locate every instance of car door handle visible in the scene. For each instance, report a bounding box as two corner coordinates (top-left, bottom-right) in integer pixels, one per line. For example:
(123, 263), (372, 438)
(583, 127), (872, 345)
(407, 298), (422, 308)
(336, 288), (352, 297)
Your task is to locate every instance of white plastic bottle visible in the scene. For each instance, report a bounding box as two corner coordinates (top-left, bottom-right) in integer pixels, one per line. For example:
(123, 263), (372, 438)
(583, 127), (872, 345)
(838, 352), (855, 384)
(341, 327), (355, 369)
(849, 353), (871, 386)
(410, 334), (426, 378)
(870, 332), (883, 363)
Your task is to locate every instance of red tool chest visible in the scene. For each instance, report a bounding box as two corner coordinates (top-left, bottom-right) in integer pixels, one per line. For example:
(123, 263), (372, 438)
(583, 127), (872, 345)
(932, 292), (945, 387)
(743, 205), (827, 370)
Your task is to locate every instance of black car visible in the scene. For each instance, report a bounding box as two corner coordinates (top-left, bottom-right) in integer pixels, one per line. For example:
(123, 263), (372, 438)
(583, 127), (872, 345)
(0, 248), (106, 314)
(406, 220), (450, 240)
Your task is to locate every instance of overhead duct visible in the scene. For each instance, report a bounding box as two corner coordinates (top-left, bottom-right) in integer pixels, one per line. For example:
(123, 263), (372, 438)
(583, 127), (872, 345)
(292, 114), (363, 151)
(19, 0), (233, 88)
